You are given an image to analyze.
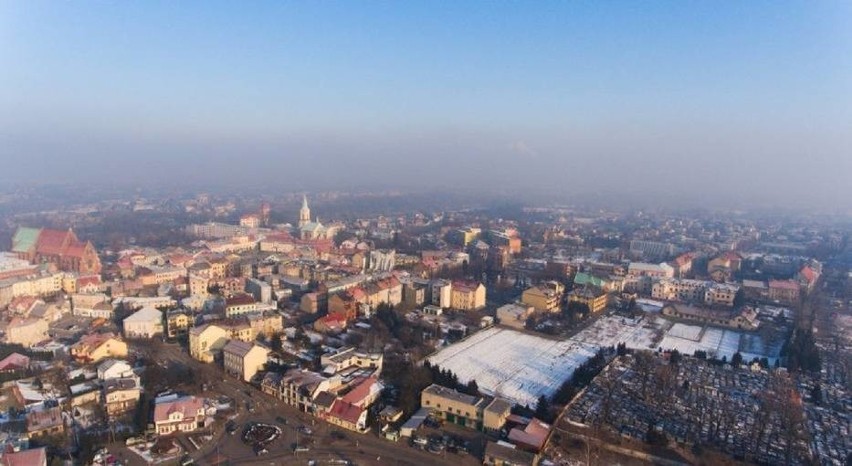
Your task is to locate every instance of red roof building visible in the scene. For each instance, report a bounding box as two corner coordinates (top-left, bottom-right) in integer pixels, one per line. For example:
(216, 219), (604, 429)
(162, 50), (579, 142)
(11, 227), (101, 275)
(327, 399), (367, 432)
(2, 447), (47, 466)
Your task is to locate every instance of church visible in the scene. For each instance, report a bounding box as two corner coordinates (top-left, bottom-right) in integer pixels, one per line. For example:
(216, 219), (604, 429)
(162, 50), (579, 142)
(11, 227), (102, 274)
(297, 195), (337, 241)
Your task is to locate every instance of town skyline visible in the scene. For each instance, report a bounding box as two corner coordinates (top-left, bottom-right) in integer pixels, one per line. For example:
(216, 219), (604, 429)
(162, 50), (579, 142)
(2, 2), (851, 210)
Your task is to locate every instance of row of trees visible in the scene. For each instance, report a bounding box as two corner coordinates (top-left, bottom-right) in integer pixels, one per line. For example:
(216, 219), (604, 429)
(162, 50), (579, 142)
(781, 328), (822, 372)
(552, 348), (609, 405)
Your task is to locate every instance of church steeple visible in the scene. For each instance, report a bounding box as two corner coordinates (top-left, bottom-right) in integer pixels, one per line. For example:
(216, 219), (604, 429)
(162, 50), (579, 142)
(299, 195), (311, 227)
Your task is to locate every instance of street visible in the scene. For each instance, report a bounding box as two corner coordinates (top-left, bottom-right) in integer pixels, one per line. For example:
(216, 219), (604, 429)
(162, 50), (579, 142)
(127, 341), (480, 466)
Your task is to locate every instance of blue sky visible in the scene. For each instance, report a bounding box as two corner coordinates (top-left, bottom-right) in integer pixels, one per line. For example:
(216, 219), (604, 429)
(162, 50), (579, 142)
(1, 1), (850, 208)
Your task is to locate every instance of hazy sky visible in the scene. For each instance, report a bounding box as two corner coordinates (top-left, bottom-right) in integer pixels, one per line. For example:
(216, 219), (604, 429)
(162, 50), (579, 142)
(1, 1), (850, 209)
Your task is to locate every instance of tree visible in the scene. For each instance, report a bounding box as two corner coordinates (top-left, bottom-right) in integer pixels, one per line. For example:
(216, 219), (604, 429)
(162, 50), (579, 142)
(634, 351), (656, 399)
(810, 383), (822, 405)
(534, 395), (552, 422)
(731, 352), (744, 368)
(465, 379), (480, 397)
(669, 349), (682, 365)
(784, 329), (821, 373)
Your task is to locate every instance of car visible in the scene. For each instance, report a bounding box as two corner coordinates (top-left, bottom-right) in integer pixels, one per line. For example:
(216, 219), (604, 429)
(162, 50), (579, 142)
(299, 425), (313, 435)
(225, 421), (238, 435)
(294, 446), (310, 453)
(254, 446), (269, 456)
(275, 416), (288, 425)
(428, 443), (445, 454)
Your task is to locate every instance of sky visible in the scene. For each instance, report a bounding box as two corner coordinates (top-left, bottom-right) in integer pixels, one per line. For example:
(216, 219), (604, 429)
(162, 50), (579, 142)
(1, 1), (850, 210)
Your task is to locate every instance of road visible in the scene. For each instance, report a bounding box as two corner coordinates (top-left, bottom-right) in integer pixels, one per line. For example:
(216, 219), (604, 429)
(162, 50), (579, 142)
(132, 341), (480, 466)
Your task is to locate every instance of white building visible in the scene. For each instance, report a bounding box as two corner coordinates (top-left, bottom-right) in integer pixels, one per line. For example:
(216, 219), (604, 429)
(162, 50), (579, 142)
(368, 249), (396, 272)
(98, 359), (137, 381)
(122, 306), (164, 339)
(628, 262), (675, 278)
(496, 304), (534, 330)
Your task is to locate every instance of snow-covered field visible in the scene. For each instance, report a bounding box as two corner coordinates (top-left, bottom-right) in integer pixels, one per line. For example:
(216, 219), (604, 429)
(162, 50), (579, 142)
(666, 323), (703, 341)
(427, 327), (599, 407)
(570, 315), (666, 350)
(657, 325), (781, 364)
(428, 313), (782, 406)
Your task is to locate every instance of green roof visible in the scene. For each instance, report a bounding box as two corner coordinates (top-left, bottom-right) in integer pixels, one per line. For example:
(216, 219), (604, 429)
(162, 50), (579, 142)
(11, 227), (41, 253)
(574, 272), (604, 288)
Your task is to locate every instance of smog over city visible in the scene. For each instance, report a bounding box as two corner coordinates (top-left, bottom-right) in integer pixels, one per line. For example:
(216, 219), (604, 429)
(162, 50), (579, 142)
(0, 2), (849, 466)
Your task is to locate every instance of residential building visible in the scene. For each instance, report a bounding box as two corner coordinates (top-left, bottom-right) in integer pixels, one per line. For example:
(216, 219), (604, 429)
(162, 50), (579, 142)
(97, 359), (136, 381)
(239, 213), (261, 228)
(507, 418), (552, 452)
(340, 376), (383, 408)
(651, 279), (708, 303)
(402, 280), (428, 307)
(452, 228), (481, 247)
(368, 249), (396, 272)
(104, 378), (141, 417)
(567, 287), (609, 314)
(264, 368), (338, 413)
(300, 292), (320, 314)
(484, 441), (538, 466)
(4, 318), (48, 347)
(421, 384), (510, 431)
(245, 278), (272, 304)
(431, 279), (452, 308)
(671, 252), (695, 278)
(629, 240), (676, 260)
(1, 447), (48, 466)
(708, 252), (742, 282)
(487, 230), (522, 254)
(224, 293), (258, 317)
(222, 340), (269, 382)
(185, 222), (248, 239)
(661, 303), (759, 330)
(122, 306), (164, 338)
(188, 324), (230, 363)
(450, 281), (486, 311)
(0, 353), (30, 372)
(246, 312), (283, 338)
(704, 283), (739, 307)
(25, 407), (64, 439)
(70, 333), (128, 363)
(326, 399), (368, 432)
(573, 272), (618, 292)
(153, 396), (206, 435)
(219, 320), (254, 342)
(627, 262), (675, 278)
(797, 264), (820, 293)
(320, 347), (383, 375)
(768, 279), (801, 305)
(742, 279), (769, 302)
(166, 310), (193, 339)
(521, 281), (564, 313)
(314, 312), (347, 333)
(496, 304), (534, 329)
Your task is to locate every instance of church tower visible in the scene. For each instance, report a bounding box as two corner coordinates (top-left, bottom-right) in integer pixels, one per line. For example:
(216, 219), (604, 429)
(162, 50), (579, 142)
(299, 195), (311, 227)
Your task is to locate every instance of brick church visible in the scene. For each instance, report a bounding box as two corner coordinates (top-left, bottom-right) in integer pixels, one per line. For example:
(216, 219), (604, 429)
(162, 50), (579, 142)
(11, 227), (102, 275)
